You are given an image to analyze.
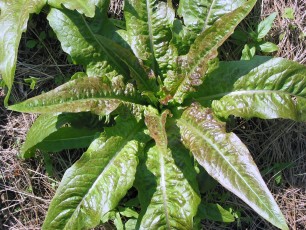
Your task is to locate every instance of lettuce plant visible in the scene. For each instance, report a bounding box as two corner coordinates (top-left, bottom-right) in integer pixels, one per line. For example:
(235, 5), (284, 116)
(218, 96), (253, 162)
(1, 0), (305, 229)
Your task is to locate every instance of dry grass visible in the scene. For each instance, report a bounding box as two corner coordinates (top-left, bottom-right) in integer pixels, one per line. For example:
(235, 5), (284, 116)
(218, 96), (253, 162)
(263, 0), (305, 64)
(1, 0), (305, 229)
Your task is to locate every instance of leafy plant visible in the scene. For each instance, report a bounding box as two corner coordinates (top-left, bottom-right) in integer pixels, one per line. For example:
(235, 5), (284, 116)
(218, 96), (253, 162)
(1, 0), (306, 229)
(232, 12), (279, 60)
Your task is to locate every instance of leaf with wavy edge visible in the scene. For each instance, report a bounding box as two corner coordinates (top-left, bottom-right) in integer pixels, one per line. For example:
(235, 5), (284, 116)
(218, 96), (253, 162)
(8, 76), (145, 116)
(0, 0), (46, 106)
(210, 58), (306, 121)
(124, 0), (176, 76)
(48, 0), (101, 18)
(47, 6), (128, 78)
(165, 0), (256, 104)
(175, 0), (249, 54)
(42, 116), (148, 229)
(177, 104), (289, 230)
(135, 108), (200, 229)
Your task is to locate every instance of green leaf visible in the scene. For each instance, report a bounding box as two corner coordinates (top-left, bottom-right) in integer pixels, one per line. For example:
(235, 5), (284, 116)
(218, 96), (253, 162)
(41, 150), (54, 176)
(0, 0), (46, 106)
(118, 207), (139, 218)
(47, 6), (128, 78)
(135, 108), (200, 229)
(171, 19), (196, 55)
(21, 113), (103, 158)
(125, 219), (137, 230)
(26, 40), (38, 49)
(166, 0), (257, 103)
(177, 104), (289, 230)
(21, 113), (74, 158)
(24, 76), (39, 89)
(48, 0), (102, 18)
(96, 35), (158, 92)
(256, 12), (277, 39)
(42, 117), (148, 229)
(114, 212), (124, 230)
(124, 0), (176, 75)
(101, 211), (116, 224)
(282, 7), (295, 19)
(212, 58), (306, 121)
(178, 0), (249, 33)
(36, 127), (99, 152)
(109, 18), (126, 30)
(9, 76), (145, 116)
(176, 0), (250, 54)
(135, 145), (200, 229)
(198, 202), (235, 223)
(241, 44), (256, 60)
(188, 56), (271, 106)
(231, 28), (249, 43)
(259, 41), (278, 53)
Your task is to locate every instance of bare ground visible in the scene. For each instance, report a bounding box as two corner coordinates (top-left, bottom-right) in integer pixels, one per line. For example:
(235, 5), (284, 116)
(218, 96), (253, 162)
(1, 0), (305, 229)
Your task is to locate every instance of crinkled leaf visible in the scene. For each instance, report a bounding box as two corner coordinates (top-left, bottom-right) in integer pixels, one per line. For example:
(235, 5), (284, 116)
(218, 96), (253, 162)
(175, 0), (250, 54)
(165, 0), (256, 103)
(48, 0), (101, 18)
(47, 6), (128, 78)
(135, 108), (200, 229)
(9, 76), (145, 116)
(124, 0), (176, 75)
(42, 117), (148, 229)
(211, 58), (306, 121)
(177, 104), (288, 230)
(0, 0), (46, 106)
(178, 0), (251, 32)
(135, 144), (200, 229)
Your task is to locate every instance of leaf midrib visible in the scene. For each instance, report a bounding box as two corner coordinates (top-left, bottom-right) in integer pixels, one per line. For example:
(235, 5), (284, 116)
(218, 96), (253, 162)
(63, 125), (143, 228)
(195, 89), (306, 102)
(43, 134), (96, 142)
(17, 95), (145, 110)
(145, 0), (157, 73)
(202, 0), (216, 32)
(158, 147), (171, 229)
(178, 117), (276, 218)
